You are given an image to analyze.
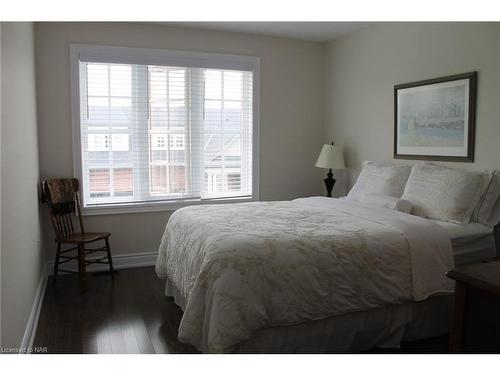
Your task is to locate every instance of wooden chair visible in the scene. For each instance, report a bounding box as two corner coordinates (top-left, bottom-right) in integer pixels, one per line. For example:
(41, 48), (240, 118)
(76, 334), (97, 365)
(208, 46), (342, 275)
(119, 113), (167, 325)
(41, 178), (114, 280)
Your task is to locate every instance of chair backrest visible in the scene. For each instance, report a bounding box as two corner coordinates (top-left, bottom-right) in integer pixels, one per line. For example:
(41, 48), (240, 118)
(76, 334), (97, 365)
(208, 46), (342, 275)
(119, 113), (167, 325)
(41, 178), (85, 240)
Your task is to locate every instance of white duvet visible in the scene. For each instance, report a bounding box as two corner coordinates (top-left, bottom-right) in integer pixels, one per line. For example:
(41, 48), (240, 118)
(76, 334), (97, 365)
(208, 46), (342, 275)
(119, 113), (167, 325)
(155, 197), (454, 353)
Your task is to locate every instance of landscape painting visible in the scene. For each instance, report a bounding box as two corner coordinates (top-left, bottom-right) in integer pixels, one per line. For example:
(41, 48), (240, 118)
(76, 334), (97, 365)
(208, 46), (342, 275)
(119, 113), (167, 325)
(394, 72), (476, 162)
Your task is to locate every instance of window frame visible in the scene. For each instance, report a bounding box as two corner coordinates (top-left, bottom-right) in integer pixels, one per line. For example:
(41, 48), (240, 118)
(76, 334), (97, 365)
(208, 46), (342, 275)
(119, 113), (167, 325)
(70, 44), (260, 216)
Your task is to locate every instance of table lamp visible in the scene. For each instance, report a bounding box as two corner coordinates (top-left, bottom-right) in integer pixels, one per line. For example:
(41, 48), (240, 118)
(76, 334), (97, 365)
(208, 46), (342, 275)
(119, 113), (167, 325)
(315, 142), (345, 197)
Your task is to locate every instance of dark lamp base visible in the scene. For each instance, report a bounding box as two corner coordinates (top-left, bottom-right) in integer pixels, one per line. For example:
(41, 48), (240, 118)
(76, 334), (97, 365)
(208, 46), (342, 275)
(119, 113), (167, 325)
(324, 169), (336, 198)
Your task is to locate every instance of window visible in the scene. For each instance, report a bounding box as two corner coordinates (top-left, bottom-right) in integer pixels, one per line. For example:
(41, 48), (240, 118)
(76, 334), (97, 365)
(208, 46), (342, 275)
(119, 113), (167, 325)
(72, 45), (259, 213)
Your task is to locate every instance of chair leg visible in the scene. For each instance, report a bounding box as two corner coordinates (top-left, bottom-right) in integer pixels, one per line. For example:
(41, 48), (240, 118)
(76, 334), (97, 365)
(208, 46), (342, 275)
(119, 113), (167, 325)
(105, 237), (114, 273)
(78, 243), (86, 281)
(53, 243), (62, 280)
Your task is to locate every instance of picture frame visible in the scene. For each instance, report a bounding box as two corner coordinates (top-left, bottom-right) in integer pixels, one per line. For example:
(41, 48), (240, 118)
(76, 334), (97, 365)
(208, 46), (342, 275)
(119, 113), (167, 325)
(394, 72), (477, 162)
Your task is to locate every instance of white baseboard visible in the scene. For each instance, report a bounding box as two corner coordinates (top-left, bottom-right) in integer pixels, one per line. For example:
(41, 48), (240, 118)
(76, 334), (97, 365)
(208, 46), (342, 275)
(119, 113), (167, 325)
(46, 251), (158, 275)
(19, 268), (48, 354)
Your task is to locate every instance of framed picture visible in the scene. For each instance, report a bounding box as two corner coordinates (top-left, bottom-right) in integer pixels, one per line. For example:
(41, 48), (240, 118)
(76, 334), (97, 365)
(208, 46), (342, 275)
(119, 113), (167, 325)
(394, 72), (477, 162)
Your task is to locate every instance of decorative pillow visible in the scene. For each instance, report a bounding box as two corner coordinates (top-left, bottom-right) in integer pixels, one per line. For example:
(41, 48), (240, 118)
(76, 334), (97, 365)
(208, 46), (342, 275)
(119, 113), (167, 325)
(346, 161), (411, 201)
(472, 170), (500, 227)
(359, 194), (412, 214)
(401, 164), (489, 224)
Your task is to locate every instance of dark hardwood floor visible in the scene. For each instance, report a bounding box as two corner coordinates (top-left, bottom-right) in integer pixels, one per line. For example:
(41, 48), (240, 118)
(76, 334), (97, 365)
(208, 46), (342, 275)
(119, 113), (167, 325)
(33, 266), (448, 354)
(33, 266), (199, 354)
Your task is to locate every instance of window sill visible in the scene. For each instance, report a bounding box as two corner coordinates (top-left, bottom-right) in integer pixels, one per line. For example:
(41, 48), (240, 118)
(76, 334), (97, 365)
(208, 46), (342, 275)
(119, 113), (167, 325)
(80, 196), (257, 216)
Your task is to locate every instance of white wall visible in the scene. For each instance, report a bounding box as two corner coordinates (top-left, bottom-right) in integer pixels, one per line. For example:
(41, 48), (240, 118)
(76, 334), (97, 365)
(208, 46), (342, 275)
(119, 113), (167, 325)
(324, 23), (500, 194)
(34, 22), (325, 259)
(1, 22), (43, 350)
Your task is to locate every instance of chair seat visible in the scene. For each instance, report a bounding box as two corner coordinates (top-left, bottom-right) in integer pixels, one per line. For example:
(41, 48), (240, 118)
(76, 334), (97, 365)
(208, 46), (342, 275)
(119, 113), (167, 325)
(58, 232), (110, 244)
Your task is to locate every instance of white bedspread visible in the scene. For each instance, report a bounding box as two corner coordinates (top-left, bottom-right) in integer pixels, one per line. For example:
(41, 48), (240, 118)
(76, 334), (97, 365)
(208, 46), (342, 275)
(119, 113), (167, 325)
(155, 197), (454, 353)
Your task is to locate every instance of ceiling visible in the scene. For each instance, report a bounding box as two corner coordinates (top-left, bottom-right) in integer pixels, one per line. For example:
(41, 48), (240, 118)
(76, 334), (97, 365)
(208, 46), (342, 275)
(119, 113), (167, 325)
(160, 22), (372, 42)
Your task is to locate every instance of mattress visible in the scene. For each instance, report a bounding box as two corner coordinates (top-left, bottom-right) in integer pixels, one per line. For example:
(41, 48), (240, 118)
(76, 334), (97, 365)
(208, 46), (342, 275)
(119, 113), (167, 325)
(430, 220), (497, 266)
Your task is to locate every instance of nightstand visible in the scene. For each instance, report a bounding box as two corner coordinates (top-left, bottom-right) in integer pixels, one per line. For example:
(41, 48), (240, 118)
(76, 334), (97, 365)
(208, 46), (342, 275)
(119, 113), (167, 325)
(446, 260), (500, 353)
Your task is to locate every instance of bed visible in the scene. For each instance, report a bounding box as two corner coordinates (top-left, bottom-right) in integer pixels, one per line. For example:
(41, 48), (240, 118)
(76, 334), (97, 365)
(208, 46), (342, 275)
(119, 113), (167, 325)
(433, 219), (496, 267)
(155, 163), (500, 353)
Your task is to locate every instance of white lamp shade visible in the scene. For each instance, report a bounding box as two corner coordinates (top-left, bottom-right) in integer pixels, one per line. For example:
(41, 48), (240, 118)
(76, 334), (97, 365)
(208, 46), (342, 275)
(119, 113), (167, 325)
(315, 144), (345, 169)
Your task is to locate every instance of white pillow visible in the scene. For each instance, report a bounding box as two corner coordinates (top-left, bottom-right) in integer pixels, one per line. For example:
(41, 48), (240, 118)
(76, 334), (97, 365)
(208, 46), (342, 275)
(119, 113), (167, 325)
(347, 161), (411, 201)
(401, 164), (489, 224)
(472, 170), (500, 227)
(359, 194), (412, 214)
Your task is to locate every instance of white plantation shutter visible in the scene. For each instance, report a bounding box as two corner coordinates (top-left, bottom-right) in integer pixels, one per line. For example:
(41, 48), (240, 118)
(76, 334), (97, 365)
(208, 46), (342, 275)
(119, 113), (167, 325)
(73, 45), (258, 210)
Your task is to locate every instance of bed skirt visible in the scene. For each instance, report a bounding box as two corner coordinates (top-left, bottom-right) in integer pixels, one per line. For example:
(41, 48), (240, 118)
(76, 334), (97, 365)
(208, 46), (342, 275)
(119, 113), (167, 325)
(164, 278), (452, 353)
